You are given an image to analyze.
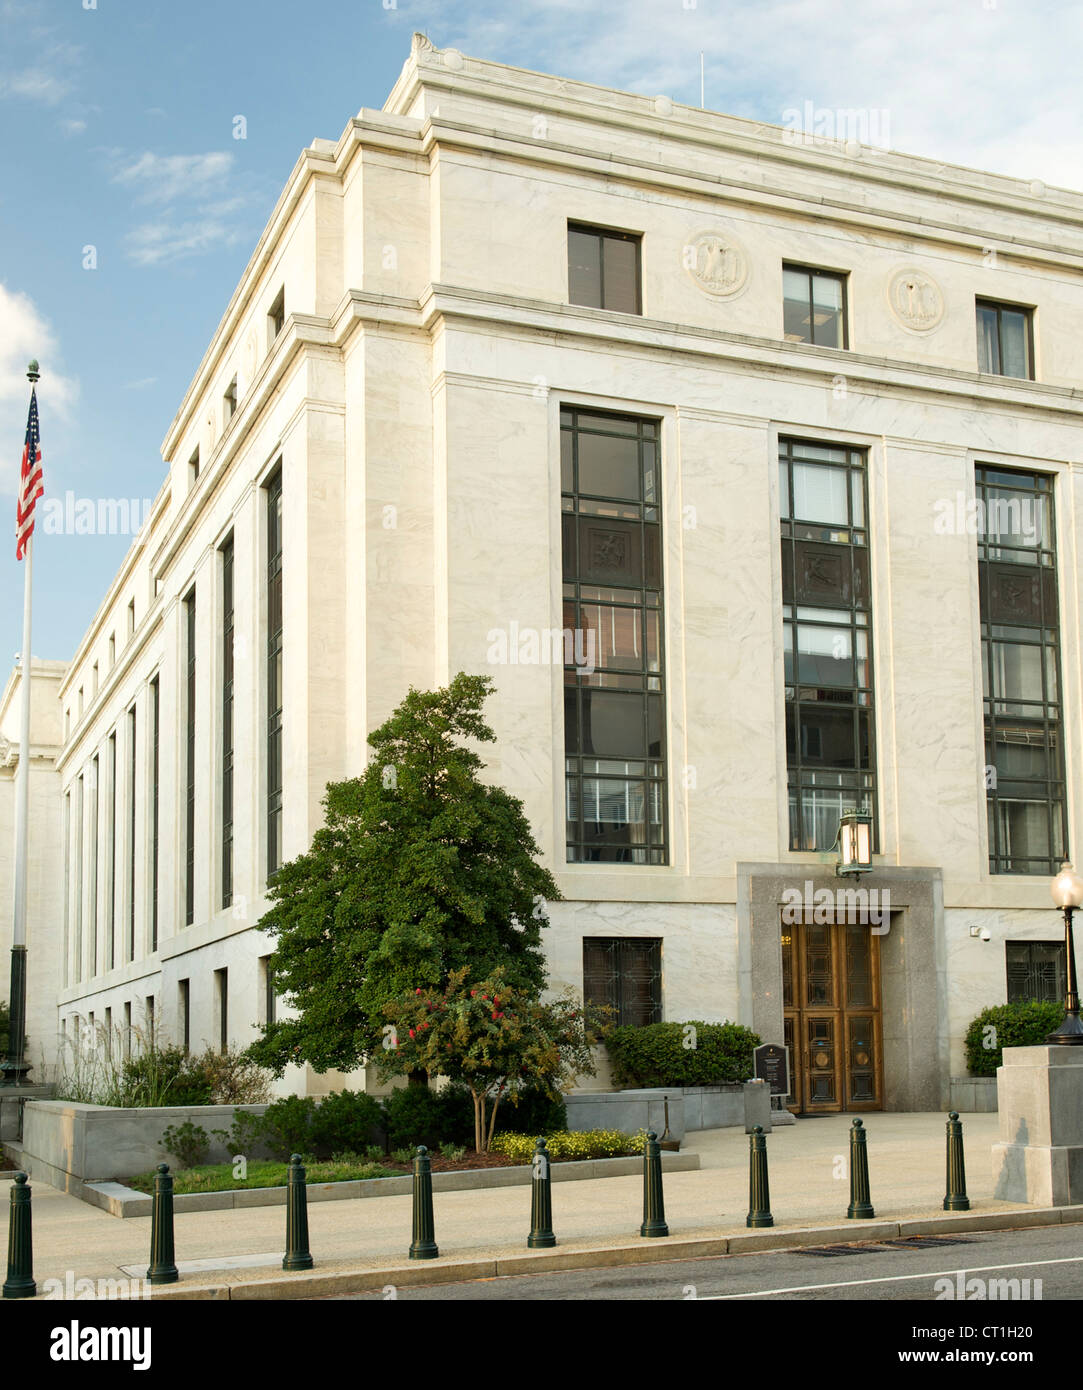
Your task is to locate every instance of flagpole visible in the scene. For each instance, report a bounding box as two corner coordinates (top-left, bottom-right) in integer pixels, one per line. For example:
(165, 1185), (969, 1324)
(3, 362), (39, 1086)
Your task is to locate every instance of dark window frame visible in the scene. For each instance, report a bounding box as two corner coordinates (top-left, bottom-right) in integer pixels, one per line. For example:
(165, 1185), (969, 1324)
(221, 535), (235, 910)
(976, 298), (1035, 380)
(1006, 939), (1066, 1003)
(780, 437), (876, 851)
(583, 937), (663, 1027)
(567, 222), (643, 315)
(561, 406), (667, 864)
(783, 262), (849, 349)
(978, 466), (1066, 875)
(184, 588), (196, 926)
(266, 469), (283, 879)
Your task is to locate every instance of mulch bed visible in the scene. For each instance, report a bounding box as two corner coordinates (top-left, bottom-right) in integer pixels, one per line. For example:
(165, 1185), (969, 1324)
(380, 1150), (521, 1173)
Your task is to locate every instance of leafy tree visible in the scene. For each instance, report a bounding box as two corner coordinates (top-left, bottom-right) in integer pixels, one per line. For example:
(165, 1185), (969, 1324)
(378, 968), (598, 1151)
(246, 673), (560, 1077)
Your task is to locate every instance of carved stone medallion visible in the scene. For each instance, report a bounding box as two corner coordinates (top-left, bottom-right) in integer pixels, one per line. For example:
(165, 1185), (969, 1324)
(887, 268), (945, 332)
(684, 230), (749, 298)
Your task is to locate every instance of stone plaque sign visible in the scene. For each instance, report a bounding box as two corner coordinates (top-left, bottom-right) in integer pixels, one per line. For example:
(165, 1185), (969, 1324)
(754, 1043), (790, 1097)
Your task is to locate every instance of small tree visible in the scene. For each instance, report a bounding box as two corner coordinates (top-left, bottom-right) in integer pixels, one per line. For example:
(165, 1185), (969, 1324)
(378, 968), (598, 1152)
(246, 674), (561, 1077)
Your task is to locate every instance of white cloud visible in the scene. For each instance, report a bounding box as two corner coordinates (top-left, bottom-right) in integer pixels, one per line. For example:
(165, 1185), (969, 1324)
(0, 67), (70, 105)
(110, 151), (234, 205)
(125, 218), (245, 267)
(0, 285), (77, 500)
(58, 116), (86, 136)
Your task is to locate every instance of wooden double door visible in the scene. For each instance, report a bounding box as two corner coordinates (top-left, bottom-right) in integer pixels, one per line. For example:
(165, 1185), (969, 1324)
(782, 918), (883, 1114)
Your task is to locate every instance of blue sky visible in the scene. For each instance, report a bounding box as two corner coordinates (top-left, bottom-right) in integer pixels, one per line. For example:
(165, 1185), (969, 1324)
(2, 0), (1082, 669)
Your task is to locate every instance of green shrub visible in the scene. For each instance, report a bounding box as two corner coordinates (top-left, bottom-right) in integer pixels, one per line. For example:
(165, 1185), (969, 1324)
(964, 1001), (1064, 1076)
(604, 1020), (760, 1089)
(383, 1083), (475, 1149)
(496, 1085), (567, 1136)
(308, 1090), (384, 1157)
(217, 1089), (383, 1161)
(161, 1120), (211, 1169)
(115, 1044), (213, 1107)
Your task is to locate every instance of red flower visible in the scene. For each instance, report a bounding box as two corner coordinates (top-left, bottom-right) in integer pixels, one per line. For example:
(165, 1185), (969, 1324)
(470, 990), (476, 997)
(421, 1022), (429, 1030)
(491, 1011), (498, 1020)
(409, 1028), (416, 1038)
(415, 988), (422, 995)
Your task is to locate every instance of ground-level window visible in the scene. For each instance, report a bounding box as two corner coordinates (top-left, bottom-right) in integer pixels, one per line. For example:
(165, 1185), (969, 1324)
(1006, 940), (1065, 1004)
(583, 937), (662, 1026)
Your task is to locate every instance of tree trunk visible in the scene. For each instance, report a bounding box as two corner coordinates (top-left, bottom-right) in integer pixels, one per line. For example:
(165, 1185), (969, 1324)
(486, 1093), (501, 1151)
(471, 1088), (483, 1153)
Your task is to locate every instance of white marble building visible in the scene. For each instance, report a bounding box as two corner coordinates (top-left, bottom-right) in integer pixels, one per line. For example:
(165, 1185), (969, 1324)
(6, 35), (1083, 1110)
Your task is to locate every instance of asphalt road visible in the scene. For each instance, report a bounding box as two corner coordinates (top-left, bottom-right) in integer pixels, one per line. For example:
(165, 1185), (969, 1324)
(316, 1221), (1081, 1302)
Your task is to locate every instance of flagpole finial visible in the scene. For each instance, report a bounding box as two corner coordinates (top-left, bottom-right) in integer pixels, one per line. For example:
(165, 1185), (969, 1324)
(26, 361), (39, 383)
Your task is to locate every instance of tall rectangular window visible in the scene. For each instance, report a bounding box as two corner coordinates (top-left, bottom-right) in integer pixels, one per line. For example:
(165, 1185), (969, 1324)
(89, 755), (99, 977)
(127, 705), (136, 960)
(221, 535), (235, 909)
(151, 675), (160, 950)
(261, 956), (276, 1026)
(179, 979), (190, 1053)
(783, 264), (848, 348)
(267, 470), (283, 878)
(63, 790), (71, 988)
(74, 776), (83, 982)
(184, 589), (196, 925)
(568, 223), (642, 314)
(146, 995), (156, 1044)
(978, 467), (1066, 873)
(107, 731), (116, 972)
(215, 968), (228, 1053)
(561, 408), (666, 863)
(780, 438), (875, 850)
(583, 938), (662, 1026)
(268, 286), (285, 344)
(977, 300), (1034, 379)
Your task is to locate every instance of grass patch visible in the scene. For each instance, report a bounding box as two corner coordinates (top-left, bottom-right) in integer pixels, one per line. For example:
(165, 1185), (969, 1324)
(126, 1158), (398, 1195)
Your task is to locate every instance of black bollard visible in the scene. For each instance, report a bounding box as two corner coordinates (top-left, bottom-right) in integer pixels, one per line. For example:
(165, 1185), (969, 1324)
(943, 1112), (971, 1212)
(283, 1154), (314, 1270)
(527, 1137), (556, 1249)
(640, 1130), (669, 1238)
(846, 1118), (875, 1219)
(746, 1125), (774, 1228)
(2, 1172), (35, 1300)
(146, 1163), (179, 1284)
(409, 1145), (439, 1260)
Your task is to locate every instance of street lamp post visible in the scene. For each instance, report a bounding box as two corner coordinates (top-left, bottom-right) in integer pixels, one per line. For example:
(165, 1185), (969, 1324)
(1047, 861), (1083, 1045)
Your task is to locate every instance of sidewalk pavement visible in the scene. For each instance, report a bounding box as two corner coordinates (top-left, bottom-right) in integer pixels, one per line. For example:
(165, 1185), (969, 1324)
(4, 1111), (1073, 1300)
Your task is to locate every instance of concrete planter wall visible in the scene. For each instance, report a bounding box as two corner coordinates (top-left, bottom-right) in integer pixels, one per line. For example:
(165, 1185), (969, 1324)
(949, 1076), (998, 1113)
(16, 1100), (271, 1195)
(565, 1082), (770, 1139)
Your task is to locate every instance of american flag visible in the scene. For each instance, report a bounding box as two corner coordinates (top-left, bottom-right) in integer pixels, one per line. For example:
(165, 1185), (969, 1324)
(15, 388), (43, 562)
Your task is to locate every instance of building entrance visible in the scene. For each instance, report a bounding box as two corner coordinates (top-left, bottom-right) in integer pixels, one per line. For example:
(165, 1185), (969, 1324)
(781, 919), (883, 1113)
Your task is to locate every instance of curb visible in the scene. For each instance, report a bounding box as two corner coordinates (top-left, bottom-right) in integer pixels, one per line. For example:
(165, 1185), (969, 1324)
(144, 1204), (1075, 1300)
(79, 1150), (700, 1218)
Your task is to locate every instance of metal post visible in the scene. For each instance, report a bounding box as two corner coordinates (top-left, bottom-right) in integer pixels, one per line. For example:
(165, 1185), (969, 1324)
(747, 1124), (774, 1227)
(527, 1137), (556, 1248)
(847, 1118), (875, 1218)
(408, 1145), (438, 1259)
(283, 1153), (314, 1270)
(640, 1130), (669, 1237)
(2, 1172), (35, 1299)
(146, 1163), (178, 1284)
(943, 1111), (971, 1211)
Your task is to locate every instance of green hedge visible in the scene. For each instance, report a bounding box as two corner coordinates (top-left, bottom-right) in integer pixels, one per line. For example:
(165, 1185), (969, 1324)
(964, 1001), (1065, 1075)
(605, 1020), (760, 1089)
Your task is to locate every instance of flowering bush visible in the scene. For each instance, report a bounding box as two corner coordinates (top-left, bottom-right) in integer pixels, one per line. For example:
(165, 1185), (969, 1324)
(490, 1129), (647, 1163)
(379, 968), (602, 1151)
